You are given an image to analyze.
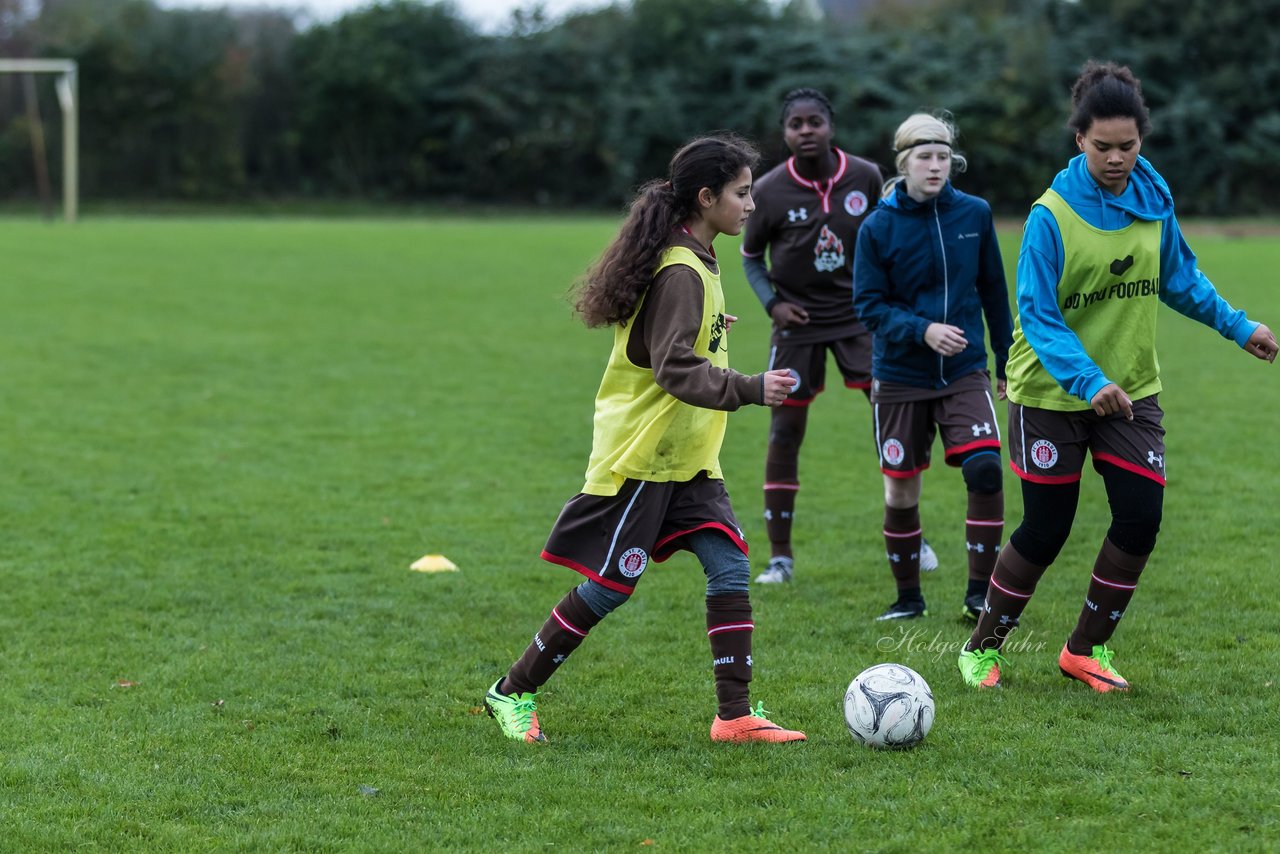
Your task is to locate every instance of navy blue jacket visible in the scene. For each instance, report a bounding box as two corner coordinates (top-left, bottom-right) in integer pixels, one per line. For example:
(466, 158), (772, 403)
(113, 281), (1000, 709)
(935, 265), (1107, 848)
(853, 181), (1013, 389)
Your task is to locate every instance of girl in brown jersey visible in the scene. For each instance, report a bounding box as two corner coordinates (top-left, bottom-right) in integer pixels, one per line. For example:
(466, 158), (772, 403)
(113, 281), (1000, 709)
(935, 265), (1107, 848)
(483, 135), (806, 745)
(741, 88), (939, 585)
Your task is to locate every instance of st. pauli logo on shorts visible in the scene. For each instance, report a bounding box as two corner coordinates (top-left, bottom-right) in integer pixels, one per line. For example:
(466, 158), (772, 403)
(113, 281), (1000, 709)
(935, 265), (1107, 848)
(844, 190), (868, 217)
(1030, 439), (1059, 469)
(618, 547), (649, 578)
(882, 438), (905, 467)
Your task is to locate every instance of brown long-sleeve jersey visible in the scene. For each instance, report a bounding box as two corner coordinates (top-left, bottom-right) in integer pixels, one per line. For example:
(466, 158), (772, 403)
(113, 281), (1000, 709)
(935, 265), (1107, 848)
(627, 230), (763, 410)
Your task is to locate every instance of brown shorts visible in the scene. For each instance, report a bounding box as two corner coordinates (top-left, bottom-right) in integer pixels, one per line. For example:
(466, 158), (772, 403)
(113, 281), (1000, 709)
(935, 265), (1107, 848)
(871, 371), (1002, 479)
(1007, 396), (1166, 485)
(769, 332), (872, 406)
(540, 473), (747, 596)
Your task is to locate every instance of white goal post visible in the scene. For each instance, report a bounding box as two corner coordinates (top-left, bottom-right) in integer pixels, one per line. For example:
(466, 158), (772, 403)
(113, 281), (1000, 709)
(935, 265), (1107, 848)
(0, 58), (78, 222)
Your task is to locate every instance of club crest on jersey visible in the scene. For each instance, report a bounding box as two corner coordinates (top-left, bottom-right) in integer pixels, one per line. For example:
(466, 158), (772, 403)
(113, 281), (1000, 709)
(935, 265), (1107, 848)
(813, 224), (846, 273)
(787, 207), (808, 222)
(618, 547), (649, 578)
(1030, 439), (1058, 469)
(843, 190), (869, 217)
(882, 438), (905, 467)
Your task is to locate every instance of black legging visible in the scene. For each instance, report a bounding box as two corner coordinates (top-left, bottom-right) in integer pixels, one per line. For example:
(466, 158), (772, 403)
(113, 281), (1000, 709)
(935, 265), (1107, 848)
(1010, 461), (1163, 566)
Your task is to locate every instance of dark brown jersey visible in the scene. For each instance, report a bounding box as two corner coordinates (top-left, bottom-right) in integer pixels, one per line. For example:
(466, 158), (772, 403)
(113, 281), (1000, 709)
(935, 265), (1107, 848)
(741, 148), (883, 344)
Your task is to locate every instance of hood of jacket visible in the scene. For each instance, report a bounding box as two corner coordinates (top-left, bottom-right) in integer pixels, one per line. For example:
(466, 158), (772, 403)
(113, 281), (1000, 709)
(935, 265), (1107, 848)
(1048, 153), (1172, 228)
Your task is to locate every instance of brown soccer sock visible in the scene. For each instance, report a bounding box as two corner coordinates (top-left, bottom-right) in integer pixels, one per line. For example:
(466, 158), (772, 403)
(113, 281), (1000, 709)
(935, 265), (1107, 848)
(1067, 538), (1148, 655)
(762, 484), (798, 559)
(884, 505), (922, 594)
(966, 542), (1047, 652)
(763, 406), (807, 558)
(503, 588), (604, 696)
(707, 592), (753, 720)
(965, 491), (1005, 583)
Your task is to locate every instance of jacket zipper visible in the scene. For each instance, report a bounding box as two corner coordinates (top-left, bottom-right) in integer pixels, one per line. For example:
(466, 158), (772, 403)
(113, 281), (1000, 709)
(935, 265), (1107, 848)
(933, 203), (949, 385)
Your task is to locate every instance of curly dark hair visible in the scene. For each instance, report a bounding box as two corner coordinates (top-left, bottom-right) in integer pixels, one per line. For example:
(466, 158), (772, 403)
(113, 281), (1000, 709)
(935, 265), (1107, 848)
(780, 87), (834, 125)
(1068, 60), (1152, 138)
(573, 135), (759, 328)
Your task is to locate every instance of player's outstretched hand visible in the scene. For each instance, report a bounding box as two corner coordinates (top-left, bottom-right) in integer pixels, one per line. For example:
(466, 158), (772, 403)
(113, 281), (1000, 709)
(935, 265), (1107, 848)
(769, 302), (810, 329)
(761, 369), (797, 407)
(924, 323), (968, 357)
(1244, 323), (1277, 363)
(1090, 383), (1133, 421)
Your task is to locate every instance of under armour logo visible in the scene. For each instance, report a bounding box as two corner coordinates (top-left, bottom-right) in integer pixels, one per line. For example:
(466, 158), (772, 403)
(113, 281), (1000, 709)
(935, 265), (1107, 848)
(1110, 610), (1124, 621)
(763, 510), (773, 521)
(746, 655), (753, 667)
(787, 207), (808, 222)
(966, 542), (985, 553)
(887, 552), (901, 563)
(1110, 255), (1135, 276)
(552, 654), (566, 664)
(971, 422), (992, 437)
(1147, 450), (1163, 468)
(999, 615), (1013, 625)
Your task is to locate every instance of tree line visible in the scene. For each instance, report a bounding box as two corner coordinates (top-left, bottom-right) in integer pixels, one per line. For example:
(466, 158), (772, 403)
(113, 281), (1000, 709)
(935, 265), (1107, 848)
(1, 0), (1277, 214)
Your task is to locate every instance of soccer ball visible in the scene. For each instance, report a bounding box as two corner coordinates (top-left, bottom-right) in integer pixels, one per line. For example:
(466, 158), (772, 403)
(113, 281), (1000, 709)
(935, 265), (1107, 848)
(843, 663), (934, 749)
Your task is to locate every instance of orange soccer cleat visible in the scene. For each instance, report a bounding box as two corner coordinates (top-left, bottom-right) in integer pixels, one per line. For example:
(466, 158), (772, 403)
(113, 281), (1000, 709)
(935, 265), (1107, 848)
(1058, 643), (1130, 693)
(710, 702), (806, 743)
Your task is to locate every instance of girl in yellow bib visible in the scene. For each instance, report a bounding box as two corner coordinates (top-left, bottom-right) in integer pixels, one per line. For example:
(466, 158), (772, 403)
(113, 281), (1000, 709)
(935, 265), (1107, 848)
(483, 136), (806, 744)
(957, 62), (1277, 692)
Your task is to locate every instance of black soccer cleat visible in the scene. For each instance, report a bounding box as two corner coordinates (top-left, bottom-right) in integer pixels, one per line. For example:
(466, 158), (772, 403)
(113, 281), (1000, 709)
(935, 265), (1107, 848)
(875, 597), (928, 621)
(961, 593), (985, 622)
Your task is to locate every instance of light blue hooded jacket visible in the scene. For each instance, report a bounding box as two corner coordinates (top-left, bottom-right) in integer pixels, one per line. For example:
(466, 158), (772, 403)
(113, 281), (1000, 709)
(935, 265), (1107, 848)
(1016, 153), (1258, 404)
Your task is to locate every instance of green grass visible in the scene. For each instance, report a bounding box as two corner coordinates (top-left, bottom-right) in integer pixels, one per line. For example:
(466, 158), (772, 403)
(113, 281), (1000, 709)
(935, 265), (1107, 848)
(2, 215), (1278, 851)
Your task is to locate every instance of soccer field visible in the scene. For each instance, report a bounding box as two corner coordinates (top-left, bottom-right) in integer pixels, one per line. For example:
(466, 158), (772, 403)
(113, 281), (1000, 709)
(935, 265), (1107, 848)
(2, 215), (1277, 850)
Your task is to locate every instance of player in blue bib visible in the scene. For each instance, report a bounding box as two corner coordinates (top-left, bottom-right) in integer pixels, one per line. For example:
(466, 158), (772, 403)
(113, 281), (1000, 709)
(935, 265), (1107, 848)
(957, 62), (1277, 692)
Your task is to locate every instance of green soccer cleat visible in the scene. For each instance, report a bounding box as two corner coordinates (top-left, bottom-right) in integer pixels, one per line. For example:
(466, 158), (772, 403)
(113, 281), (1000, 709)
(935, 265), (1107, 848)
(483, 679), (546, 743)
(957, 647), (1007, 688)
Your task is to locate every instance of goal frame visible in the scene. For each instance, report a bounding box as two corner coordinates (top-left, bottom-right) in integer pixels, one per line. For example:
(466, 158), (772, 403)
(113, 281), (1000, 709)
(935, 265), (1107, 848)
(0, 58), (78, 222)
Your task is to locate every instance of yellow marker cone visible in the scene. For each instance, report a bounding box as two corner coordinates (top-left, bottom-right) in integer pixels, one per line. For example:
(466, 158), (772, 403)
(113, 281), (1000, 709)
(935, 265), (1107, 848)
(410, 554), (458, 573)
